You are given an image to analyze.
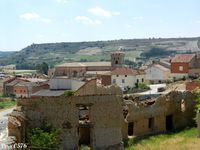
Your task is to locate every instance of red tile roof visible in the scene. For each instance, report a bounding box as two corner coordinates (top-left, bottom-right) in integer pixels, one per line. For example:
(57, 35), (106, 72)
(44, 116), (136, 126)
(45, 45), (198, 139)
(171, 54), (195, 63)
(111, 67), (139, 76)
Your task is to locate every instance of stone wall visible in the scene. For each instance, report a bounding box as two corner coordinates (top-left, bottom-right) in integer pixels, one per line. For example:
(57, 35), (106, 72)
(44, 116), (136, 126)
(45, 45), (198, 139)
(8, 80), (124, 150)
(74, 79), (122, 96)
(124, 91), (195, 137)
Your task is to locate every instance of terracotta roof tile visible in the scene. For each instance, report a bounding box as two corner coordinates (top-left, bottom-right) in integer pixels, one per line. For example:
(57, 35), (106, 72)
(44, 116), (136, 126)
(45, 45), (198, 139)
(111, 67), (139, 76)
(171, 54), (195, 63)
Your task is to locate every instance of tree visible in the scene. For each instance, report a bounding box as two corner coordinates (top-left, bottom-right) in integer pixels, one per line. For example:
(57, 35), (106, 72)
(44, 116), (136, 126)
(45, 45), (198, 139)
(36, 62), (49, 75)
(140, 47), (176, 58)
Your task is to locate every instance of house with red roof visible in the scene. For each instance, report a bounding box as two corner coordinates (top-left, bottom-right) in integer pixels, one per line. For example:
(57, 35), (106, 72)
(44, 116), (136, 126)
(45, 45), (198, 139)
(111, 67), (145, 89)
(171, 54), (200, 80)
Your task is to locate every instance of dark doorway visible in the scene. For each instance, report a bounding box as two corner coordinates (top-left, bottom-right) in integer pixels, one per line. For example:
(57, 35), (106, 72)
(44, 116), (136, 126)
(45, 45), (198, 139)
(128, 122), (134, 136)
(166, 115), (173, 131)
(78, 127), (90, 145)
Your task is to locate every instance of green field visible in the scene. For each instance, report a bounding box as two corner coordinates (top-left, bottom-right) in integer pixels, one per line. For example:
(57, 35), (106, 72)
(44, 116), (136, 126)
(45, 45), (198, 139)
(0, 99), (16, 109)
(125, 128), (200, 150)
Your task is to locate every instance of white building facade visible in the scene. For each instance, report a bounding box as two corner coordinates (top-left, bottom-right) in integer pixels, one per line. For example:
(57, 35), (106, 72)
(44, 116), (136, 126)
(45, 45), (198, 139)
(145, 64), (171, 84)
(111, 68), (145, 89)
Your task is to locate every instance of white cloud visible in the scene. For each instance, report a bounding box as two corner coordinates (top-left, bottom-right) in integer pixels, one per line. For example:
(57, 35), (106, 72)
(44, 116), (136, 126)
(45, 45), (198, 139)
(88, 7), (120, 18)
(126, 24), (132, 28)
(19, 12), (52, 24)
(19, 13), (40, 20)
(41, 18), (53, 24)
(112, 12), (121, 16)
(75, 16), (102, 25)
(133, 16), (144, 20)
(56, 0), (69, 3)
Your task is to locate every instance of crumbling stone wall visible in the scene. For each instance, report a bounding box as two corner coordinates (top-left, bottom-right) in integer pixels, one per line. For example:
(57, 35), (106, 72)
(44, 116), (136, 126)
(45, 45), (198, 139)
(197, 111), (200, 138)
(124, 91), (195, 137)
(74, 79), (122, 96)
(8, 80), (124, 150)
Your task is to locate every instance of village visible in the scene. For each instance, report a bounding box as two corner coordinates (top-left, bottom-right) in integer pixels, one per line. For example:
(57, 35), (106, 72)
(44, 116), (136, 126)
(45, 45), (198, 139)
(0, 50), (200, 149)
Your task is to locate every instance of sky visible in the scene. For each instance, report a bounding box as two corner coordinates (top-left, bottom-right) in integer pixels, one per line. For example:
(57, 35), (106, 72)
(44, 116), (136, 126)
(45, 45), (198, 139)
(1, 0), (200, 51)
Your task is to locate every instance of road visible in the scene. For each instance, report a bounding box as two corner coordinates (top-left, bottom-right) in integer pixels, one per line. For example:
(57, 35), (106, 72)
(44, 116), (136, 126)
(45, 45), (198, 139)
(0, 107), (15, 141)
(138, 84), (166, 95)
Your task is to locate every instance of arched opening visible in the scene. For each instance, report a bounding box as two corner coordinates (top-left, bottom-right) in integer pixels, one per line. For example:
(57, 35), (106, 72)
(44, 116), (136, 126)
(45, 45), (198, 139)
(115, 60), (118, 64)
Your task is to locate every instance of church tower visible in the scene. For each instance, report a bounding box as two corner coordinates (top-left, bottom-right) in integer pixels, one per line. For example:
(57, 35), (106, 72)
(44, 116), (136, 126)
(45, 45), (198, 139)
(111, 51), (125, 69)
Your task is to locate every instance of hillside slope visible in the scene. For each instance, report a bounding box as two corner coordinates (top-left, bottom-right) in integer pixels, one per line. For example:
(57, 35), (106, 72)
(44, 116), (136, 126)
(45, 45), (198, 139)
(0, 37), (200, 69)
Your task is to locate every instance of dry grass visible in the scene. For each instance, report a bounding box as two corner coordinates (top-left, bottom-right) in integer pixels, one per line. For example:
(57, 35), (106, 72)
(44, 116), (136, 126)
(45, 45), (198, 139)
(126, 128), (200, 150)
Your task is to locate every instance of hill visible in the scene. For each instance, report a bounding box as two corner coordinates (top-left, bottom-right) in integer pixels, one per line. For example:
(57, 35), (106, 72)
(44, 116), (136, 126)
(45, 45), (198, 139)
(0, 37), (200, 69)
(0, 51), (15, 58)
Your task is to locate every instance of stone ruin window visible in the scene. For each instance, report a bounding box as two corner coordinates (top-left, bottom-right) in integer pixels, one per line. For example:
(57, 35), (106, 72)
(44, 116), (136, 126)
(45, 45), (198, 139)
(181, 99), (186, 112)
(148, 117), (154, 130)
(76, 104), (92, 148)
(78, 105), (90, 122)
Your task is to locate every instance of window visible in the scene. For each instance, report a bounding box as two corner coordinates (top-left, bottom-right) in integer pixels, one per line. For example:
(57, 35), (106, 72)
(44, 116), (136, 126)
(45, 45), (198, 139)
(113, 79), (116, 84)
(122, 79), (125, 83)
(179, 66), (183, 71)
(142, 78), (144, 82)
(137, 79), (139, 83)
(116, 75), (119, 77)
(125, 75), (127, 77)
(181, 99), (186, 112)
(148, 117), (154, 129)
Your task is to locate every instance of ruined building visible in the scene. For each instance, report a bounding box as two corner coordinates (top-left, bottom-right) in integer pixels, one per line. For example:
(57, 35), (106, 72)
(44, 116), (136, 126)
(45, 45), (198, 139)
(8, 79), (124, 150)
(8, 79), (196, 149)
(122, 91), (196, 139)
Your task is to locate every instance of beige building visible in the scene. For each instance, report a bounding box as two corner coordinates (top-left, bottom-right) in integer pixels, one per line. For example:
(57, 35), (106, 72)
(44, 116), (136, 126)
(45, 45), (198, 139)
(48, 51), (125, 78)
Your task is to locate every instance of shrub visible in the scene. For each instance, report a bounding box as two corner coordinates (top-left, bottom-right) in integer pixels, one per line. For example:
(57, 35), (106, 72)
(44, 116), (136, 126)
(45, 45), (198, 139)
(138, 83), (150, 90)
(64, 90), (75, 96)
(193, 88), (200, 119)
(29, 121), (61, 149)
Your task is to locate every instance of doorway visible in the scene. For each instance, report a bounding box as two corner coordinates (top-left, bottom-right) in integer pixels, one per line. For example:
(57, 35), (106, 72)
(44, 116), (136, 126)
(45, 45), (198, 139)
(166, 115), (173, 131)
(128, 122), (134, 136)
(78, 126), (90, 145)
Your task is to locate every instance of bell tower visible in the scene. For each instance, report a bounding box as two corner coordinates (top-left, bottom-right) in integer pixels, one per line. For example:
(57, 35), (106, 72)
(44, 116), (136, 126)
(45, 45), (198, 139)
(111, 51), (125, 69)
